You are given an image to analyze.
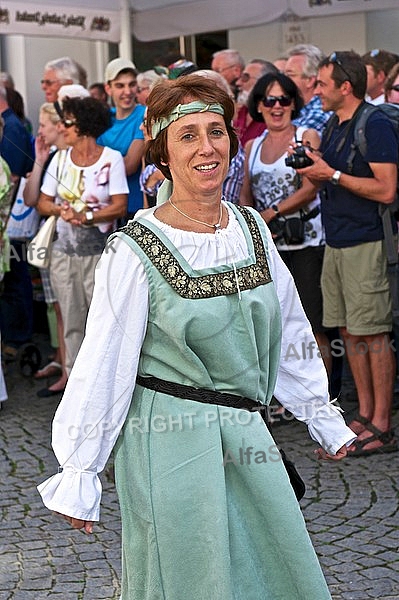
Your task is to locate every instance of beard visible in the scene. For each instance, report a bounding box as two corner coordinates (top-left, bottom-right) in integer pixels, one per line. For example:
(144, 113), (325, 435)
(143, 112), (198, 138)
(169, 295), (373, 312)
(236, 89), (250, 106)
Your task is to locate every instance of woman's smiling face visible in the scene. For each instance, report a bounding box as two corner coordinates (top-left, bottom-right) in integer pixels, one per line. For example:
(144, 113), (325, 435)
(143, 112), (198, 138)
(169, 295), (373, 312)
(165, 111), (230, 199)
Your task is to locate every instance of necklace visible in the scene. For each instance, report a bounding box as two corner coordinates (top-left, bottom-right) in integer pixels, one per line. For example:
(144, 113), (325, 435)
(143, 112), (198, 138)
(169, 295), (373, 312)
(169, 198), (224, 231)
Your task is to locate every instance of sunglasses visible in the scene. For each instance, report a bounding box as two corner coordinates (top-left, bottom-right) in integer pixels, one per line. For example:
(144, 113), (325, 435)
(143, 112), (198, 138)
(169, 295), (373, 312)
(329, 52), (352, 84)
(62, 119), (77, 128)
(390, 84), (399, 92)
(261, 95), (292, 108)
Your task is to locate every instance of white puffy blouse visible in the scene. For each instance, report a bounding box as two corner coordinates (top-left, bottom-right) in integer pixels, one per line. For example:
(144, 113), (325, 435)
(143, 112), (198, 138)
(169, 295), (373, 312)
(38, 203), (356, 521)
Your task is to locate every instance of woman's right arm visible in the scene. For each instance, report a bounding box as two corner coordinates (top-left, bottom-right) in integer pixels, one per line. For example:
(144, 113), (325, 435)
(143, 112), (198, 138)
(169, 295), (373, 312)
(37, 192), (62, 217)
(23, 136), (51, 207)
(37, 236), (149, 524)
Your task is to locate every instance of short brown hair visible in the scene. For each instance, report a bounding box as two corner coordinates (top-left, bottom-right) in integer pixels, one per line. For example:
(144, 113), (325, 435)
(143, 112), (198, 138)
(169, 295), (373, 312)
(145, 75), (238, 180)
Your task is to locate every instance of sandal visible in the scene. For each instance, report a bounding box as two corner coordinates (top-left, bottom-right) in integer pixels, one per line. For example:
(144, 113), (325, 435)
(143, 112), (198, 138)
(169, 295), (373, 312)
(34, 361), (62, 379)
(347, 412), (371, 435)
(348, 423), (398, 457)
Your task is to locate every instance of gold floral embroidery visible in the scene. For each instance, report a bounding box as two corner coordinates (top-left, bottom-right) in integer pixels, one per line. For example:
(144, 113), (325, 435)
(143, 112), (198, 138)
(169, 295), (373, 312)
(121, 206), (271, 299)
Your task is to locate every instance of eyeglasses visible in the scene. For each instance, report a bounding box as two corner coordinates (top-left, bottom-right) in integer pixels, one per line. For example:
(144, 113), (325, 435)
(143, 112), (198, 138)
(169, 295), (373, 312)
(215, 64), (236, 74)
(41, 79), (59, 86)
(390, 84), (399, 92)
(261, 95), (292, 108)
(238, 72), (255, 83)
(329, 52), (352, 84)
(62, 119), (77, 128)
(136, 87), (149, 93)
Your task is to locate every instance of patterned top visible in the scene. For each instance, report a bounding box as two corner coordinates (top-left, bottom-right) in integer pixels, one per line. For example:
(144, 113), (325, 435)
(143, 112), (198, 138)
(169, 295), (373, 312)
(293, 96), (332, 135)
(121, 205), (271, 299)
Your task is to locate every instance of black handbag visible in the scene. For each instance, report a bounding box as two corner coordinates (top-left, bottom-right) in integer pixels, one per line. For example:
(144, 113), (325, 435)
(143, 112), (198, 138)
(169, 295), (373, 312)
(278, 448), (306, 501)
(262, 416), (306, 501)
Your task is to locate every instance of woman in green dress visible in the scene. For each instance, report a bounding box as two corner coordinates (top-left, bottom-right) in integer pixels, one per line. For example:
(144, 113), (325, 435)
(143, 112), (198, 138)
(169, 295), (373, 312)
(39, 75), (355, 600)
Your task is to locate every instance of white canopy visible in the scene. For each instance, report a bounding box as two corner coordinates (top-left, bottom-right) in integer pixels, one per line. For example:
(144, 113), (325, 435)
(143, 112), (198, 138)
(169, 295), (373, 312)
(0, 0), (397, 42)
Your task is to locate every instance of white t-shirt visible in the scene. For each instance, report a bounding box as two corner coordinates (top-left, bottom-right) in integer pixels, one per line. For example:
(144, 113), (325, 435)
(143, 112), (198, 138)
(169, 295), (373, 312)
(41, 146), (129, 256)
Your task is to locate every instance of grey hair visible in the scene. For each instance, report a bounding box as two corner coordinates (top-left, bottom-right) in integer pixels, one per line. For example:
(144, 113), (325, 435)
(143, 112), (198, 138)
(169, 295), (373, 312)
(286, 44), (325, 78)
(137, 70), (164, 89)
(212, 49), (245, 69)
(248, 59), (278, 76)
(0, 72), (14, 89)
(44, 56), (80, 84)
(193, 69), (234, 98)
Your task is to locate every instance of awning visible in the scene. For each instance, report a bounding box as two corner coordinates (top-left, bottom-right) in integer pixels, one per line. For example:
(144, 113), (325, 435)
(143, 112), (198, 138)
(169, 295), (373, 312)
(0, 0), (397, 43)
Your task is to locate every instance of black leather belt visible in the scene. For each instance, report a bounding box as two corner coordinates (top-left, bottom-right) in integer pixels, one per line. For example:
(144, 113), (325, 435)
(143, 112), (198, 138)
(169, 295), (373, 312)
(135, 374), (305, 500)
(135, 375), (266, 416)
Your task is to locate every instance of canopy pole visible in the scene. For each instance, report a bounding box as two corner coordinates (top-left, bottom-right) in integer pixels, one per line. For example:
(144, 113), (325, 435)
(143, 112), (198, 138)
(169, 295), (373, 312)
(119, 0), (133, 60)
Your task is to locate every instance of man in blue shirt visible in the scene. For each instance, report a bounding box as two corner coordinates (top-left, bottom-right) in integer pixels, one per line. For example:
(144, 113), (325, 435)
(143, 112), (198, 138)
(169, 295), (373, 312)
(297, 51), (398, 457)
(98, 58), (145, 219)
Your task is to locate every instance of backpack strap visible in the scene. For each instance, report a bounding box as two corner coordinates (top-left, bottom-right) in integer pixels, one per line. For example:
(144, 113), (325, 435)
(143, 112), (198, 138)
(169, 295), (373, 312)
(347, 102), (378, 174)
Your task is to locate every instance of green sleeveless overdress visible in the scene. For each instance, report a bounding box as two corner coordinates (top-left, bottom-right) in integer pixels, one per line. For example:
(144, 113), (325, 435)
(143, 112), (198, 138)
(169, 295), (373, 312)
(113, 205), (331, 600)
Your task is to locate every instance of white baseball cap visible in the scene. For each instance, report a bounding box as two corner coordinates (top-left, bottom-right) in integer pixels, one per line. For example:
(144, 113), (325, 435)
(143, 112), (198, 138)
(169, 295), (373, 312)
(105, 58), (136, 82)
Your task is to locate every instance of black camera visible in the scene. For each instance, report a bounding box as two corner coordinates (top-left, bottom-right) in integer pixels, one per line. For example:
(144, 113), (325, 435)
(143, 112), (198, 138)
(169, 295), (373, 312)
(285, 144), (314, 169)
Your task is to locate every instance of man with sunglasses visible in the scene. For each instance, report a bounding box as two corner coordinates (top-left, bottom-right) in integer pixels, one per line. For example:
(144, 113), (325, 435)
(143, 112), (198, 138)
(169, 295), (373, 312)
(234, 59), (277, 146)
(295, 50), (398, 457)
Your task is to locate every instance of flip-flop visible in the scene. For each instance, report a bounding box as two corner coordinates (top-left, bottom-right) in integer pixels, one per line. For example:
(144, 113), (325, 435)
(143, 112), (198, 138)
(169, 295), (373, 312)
(34, 361), (62, 379)
(348, 423), (398, 457)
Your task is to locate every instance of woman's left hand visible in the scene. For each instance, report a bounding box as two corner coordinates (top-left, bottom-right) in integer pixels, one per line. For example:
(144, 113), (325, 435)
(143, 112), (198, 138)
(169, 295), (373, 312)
(314, 444), (348, 461)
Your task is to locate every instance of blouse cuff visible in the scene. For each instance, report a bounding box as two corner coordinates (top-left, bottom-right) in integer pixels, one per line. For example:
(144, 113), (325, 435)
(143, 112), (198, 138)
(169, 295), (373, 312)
(37, 465), (102, 522)
(307, 400), (357, 455)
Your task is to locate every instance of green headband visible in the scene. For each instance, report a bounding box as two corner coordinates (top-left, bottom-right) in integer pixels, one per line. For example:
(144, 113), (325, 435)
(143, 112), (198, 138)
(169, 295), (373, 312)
(151, 100), (224, 139)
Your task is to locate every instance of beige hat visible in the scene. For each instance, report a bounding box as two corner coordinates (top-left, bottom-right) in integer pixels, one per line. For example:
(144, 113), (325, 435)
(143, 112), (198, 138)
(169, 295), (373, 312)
(58, 84), (90, 102)
(105, 58), (136, 82)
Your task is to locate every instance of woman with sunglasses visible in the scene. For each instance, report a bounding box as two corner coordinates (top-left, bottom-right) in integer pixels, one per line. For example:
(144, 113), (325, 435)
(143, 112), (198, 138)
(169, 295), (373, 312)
(239, 73), (330, 369)
(37, 95), (128, 389)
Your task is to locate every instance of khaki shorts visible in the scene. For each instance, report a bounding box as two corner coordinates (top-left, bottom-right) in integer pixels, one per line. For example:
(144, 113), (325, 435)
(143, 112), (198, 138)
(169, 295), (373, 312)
(321, 241), (392, 335)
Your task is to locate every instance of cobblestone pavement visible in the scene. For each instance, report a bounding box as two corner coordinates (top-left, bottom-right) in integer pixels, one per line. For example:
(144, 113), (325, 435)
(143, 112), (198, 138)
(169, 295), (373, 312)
(1, 343), (399, 600)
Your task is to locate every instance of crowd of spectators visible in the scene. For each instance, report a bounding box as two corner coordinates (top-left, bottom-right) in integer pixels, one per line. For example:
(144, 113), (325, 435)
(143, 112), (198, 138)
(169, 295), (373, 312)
(0, 45), (398, 458)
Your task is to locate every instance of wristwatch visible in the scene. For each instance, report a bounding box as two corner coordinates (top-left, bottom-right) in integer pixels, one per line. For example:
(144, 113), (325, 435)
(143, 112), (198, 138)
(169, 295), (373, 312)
(271, 204), (280, 217)
(330, 170), (342, 186)
(85, 210), (94, 225)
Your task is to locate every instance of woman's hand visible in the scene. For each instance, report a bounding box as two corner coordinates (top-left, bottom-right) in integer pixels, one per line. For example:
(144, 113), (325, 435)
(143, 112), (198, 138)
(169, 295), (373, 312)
(35, 134), (51, 164)
(54, 512), (94, 534)
(314, 444), (348, 461)
(60, 202), (84, 226)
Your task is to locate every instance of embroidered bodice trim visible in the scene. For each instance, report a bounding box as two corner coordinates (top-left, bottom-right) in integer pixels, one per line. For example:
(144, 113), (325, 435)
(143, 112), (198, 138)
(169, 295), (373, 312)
(120, 205), (271, 299)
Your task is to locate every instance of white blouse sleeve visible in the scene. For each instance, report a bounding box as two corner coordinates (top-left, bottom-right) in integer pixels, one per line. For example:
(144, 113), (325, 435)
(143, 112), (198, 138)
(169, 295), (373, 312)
(37, 235), (149, 521)
(265, 227), (356, 455)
